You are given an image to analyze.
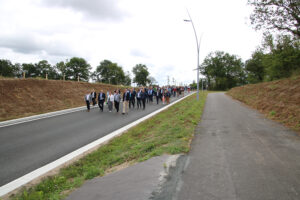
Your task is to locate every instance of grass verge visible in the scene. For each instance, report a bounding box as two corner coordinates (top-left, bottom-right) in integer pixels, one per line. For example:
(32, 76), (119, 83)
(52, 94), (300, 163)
(8, 92), (207, 200)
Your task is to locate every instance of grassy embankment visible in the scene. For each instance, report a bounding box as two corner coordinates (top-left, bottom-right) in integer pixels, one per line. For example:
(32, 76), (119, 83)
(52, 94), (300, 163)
(0, 78), (124, 121)
(227, 76), (300, 134)
(7, 92), (207, 200)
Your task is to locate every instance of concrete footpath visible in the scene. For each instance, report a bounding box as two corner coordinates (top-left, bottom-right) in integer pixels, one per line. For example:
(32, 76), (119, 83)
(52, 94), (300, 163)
(65, 93), (300, 200)
(66, 155), (181, 200)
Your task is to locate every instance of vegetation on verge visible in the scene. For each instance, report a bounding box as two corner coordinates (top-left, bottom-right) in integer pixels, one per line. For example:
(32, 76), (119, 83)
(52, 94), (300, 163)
(227, 76), (300, 134)
(9, 92), (207, 200)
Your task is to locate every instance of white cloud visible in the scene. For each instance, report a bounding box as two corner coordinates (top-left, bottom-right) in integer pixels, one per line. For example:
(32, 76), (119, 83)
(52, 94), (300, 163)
(41, 0), (128, 21)
(0, 0), (263, 85)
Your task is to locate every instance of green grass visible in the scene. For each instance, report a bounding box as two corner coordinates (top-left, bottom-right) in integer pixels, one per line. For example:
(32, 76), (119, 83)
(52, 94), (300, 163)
(9, 92), (207, 200)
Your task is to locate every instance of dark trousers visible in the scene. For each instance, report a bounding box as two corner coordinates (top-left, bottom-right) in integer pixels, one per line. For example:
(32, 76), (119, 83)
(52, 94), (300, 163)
(114, 101), (120, 112)
(129, 98), (135, 108)
(98, 100), (104, 111)
(149, 95), (153, 102)
(92, 98), (96, 106)
(142, 98), (146, 110)
(86, 101), (90, 110)
(137, 98), (141, 109)
(156, 96), (159, 104)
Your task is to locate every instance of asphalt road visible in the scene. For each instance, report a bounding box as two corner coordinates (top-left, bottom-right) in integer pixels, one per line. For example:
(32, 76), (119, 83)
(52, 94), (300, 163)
(154, 92), (300, 200)
(0, 95), (184, 186)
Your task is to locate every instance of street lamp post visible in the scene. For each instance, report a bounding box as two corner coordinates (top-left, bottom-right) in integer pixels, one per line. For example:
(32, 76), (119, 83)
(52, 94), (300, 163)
(184, 9), (201, 101)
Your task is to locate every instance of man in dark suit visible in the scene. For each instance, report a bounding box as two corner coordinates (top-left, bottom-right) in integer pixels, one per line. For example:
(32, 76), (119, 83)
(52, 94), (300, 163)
(129, 88), (136, 109)
(141, 88), (146, 110)
(91, 90), (97, 106)
(98, 90), (106, 112)
(136, 88), (142, 109)
(148, 87), (153, 103)
(156, 87), (161, 104)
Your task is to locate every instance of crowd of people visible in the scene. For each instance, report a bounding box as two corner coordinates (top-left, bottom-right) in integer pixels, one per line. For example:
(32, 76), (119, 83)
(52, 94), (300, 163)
(84, 86), (190, 114)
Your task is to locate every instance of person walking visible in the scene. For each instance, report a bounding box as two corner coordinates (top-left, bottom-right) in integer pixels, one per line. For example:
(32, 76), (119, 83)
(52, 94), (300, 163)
(98, 90), (106, 112)
(114, 90), (121, 113)
(91, 90), (97, 106)
(162, 88), (165, 104)
(107, 91), (114, 112)
(173, 87), (176, 97)
(148, 87), (153, 103)
(84, 92), (92, 112)
(156, 87), (160, 105)
(136, 88), (142, 109)
(122, 89), (130, 115)
(144, 87), (149, 104)
(166, 89), (171, 104)
(129, 88), (136, 109)
(141, 88), (146, 110)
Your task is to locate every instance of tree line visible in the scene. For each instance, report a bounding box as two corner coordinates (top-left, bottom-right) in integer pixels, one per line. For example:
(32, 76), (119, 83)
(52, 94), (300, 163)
(198, 0), (300, 90)
(0, 57), (154, 86)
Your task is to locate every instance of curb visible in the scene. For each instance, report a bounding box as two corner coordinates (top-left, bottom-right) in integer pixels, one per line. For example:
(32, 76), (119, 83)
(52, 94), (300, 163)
(0, 105), (99, 128)
(0, 92), (195, 197)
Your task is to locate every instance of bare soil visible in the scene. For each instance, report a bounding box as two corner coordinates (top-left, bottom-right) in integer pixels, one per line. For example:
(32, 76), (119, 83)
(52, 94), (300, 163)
(227, 76), (300, 134)
(0, 78), (124, 121)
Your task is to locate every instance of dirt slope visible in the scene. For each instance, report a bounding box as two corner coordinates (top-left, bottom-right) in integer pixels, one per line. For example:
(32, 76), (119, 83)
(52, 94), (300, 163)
(0, 78), (124, 121)
(227, 76), (300, 134)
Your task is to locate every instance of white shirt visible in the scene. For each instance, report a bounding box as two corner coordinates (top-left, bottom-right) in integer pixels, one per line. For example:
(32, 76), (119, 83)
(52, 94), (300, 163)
(85, 94), (90, 101)
(108, 94), (114, 102)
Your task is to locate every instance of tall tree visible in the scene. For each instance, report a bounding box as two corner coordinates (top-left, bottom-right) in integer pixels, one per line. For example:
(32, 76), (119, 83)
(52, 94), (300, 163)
(262, 34), (300, 80)
(245, 49), (265, 83)
(35, 60), (59, 79)
(22, 63), (37, 78)
(248, 0), (300, 38)
(55, 61), (67, 79)
(94, 60), (126, 85)
(132, 64), (150, 86)
(65, 57), (91, 81)
(0, 59), (21, 77)
(124, 71), (132, 86)
(200, 51), (246, 90)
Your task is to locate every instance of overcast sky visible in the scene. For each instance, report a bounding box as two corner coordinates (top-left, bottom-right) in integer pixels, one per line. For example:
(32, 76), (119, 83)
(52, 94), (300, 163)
(0, 0), (263, 85)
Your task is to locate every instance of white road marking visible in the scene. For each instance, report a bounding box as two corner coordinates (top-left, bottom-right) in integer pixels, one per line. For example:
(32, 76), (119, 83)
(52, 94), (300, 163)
(0, 92), (195, 197)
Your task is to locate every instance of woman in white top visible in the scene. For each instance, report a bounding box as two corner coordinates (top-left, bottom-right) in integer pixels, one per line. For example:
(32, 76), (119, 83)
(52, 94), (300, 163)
(107, 91), (114, 112)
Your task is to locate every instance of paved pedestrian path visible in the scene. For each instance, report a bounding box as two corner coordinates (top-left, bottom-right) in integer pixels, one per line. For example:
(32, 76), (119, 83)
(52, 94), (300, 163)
(172, 92), (300, 200)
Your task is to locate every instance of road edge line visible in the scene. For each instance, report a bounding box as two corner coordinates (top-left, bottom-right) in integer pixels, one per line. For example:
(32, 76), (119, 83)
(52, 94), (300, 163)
(0, 105), (99, 128)
(0, 92), (195, 197)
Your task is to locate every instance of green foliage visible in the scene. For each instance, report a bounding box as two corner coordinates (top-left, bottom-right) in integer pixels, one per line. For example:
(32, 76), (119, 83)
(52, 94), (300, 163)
(189, 80), (197, 89)
(132, 64), (150, 86)
(65, 57), (91, 81)
(35, 60), (59, 80)
(245, 50), (265, 83)
(263, 35), (300, 80)
(246, 34), (300, 82)
(12, 93), (207, 200)
(55, 61), (67, 79)
(93, 60), (129, 85)
(200, 51), (246, 90)
(22, 63), (38, 78)
(269, 110), (276, 116)
(0, 59), (21, 77)
(248, 0), (300, 38)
